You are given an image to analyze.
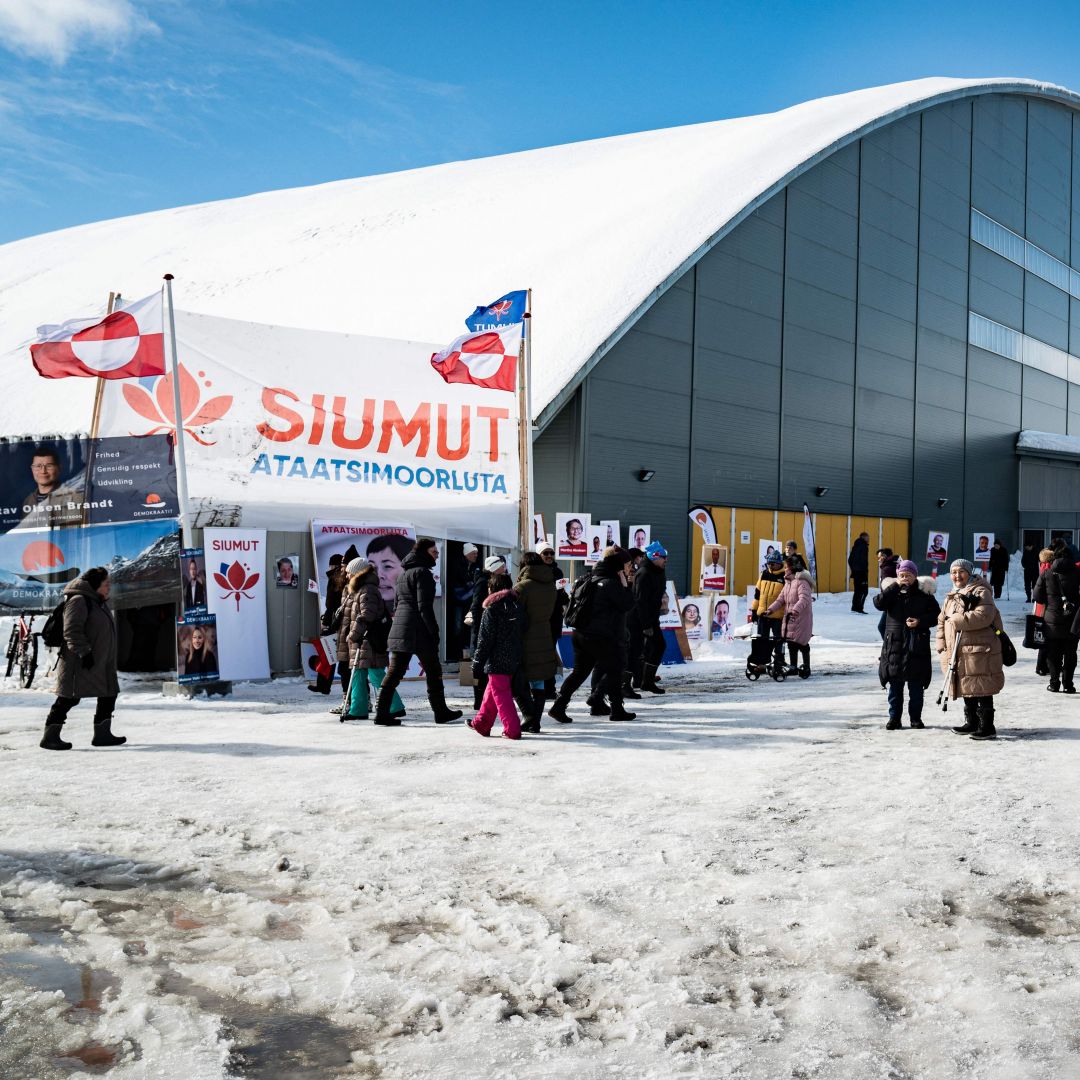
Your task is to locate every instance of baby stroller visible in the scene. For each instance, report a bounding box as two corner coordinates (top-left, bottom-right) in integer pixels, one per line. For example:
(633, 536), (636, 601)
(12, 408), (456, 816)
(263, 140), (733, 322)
(745, 631), (787, 681)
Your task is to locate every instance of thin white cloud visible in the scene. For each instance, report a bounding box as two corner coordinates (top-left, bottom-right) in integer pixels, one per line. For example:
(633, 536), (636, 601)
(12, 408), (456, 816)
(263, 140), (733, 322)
(0, 0), (157, 64)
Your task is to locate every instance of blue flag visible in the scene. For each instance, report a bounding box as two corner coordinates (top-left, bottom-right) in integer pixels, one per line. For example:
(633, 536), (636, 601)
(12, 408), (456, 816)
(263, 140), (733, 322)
(465, 290), (527, 332)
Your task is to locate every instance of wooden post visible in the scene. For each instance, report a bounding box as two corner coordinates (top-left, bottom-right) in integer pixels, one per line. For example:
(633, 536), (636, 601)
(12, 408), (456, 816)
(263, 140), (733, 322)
(82, 291), (119, 525)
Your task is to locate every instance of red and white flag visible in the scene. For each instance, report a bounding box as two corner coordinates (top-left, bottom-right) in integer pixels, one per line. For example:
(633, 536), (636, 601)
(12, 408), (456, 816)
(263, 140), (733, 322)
(430, 324), (521, 392)
(30, 292), (166, 380)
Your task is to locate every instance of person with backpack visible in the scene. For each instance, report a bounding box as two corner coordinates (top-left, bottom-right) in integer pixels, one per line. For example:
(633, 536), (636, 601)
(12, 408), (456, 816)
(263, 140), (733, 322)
(549, 549), (637, 723)
(633, 541), (668, 694)
(342, 558), (405, 722)
(40, 567), (124, 750)
(873, 560), (940, 729)
(469, 572), (525, 739)
(1033, 554), (1080, 693)
(373, 538), (463, 726)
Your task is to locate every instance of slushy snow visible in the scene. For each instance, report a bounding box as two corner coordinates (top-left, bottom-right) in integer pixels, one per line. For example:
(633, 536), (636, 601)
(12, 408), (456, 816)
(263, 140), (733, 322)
(3, 580), (1080, 1078)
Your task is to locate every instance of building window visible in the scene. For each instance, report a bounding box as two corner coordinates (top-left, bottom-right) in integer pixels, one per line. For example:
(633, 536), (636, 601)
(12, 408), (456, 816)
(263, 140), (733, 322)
(971, 208), (1075, 297)
(969, 311), (1078, 382)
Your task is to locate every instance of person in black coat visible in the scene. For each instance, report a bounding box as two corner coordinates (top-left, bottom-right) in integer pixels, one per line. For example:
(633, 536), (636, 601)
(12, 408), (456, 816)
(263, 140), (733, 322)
(873, 560), (941, 729)
(848, 532), (870, 613)
(468, 573), (525, 739)
(467, 554), (505, 709)
(537, 542), (567, 699)
(1021, 543), (1040, 603)
(549, 550), (637, 723)
(373, 538), (463, 725)
(988, 541), (1009, 599)
(633, 542), (668, 693)
(1033, 556), (1080, 693)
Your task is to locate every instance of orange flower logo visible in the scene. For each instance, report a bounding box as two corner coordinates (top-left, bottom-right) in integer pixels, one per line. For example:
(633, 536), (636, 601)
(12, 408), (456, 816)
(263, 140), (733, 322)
(122, 364), (232, 445)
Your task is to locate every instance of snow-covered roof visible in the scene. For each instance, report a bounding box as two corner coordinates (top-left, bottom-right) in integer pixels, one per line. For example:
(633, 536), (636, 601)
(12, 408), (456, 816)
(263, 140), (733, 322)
(1, 76), (1077, 437)
(1017, 429), (1080, 459)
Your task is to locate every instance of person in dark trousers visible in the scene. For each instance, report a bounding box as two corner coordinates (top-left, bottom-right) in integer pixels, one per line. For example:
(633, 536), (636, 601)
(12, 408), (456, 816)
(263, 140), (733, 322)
(848, 532), (870, 613)
(750, 551), (787, 673)
(538, 542), (567, 699)
(40, 567), (125, 750)
(549, 549), (637, 723)
(622, 548), (646, 698)
(874, 560), (940, 729)
(373, 538), (463, 726)
(469, 572), (525, 739)
(1021, 543), (1040, 603)
(987, 540), (1009, 599)
(632, 541), (669, 694)
(514, 552), (557, 732)
(1033, 555), (1080, 693)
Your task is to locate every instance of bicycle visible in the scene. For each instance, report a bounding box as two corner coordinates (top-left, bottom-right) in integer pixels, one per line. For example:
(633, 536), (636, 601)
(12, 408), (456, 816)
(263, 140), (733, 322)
(5, 613), (39, 689)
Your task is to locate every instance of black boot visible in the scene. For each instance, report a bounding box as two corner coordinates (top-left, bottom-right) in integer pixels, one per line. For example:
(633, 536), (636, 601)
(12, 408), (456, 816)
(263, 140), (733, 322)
(621, 675), (642, 700)
(640, 663), (665, 695)
(433, 708), (463, 724)
(586, 694), (611, 716)
(543, 677), (557, 700)
(970, 700), (997, 741)
(608, 700), (637, 721)
(40, 723), (72, 750)
(521, 690), (545, 734)
(951, 700), (979, 735)
(885, 717), (902, 730)
(547, 696), (573, 723)
(91, 716), (126, 747)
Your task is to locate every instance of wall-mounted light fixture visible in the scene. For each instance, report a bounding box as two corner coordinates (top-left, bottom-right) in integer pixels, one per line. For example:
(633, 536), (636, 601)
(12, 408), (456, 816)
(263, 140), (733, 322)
(937, 497), (949, 509)
(638, 469), (655, 482)
(815, 486), (830, 497)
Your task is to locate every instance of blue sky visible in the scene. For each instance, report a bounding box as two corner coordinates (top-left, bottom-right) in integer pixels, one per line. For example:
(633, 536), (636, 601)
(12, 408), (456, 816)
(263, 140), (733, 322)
(3, 0), (1080, 245)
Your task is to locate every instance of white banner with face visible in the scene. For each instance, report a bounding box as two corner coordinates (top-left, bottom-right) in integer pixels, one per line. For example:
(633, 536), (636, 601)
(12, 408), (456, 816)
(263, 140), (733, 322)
(96, 311), (520, 545)
(204, 527), (270, 681)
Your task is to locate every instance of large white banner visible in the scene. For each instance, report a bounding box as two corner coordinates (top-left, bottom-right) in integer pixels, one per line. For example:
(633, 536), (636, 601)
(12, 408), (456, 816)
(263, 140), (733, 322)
(204, 527), (270, 682)
(96, 311), (520, 545)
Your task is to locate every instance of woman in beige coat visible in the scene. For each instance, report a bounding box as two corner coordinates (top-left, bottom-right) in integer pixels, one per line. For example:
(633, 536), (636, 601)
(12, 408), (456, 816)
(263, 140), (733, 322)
(936, 559), (1005, 740)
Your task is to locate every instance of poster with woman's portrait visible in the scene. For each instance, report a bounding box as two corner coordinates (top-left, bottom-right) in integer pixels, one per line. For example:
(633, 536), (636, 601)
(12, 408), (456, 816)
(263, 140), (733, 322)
(275, 554), (300, 588)
(176, 615), (220, 684)
(584, 525), (606, 564)
(555, 513), (590, 560)
(311, 521), (416, 613)
(659, 581), (681, 628)
(679, 596), (707, 644)
(699, 544), (728, 592)
(926, 531), (949, 563)
(628, 525), (650, 552)
(972, 533), (993, 564)
(709, 595), (739, 642)
(758, 539), (780, 567)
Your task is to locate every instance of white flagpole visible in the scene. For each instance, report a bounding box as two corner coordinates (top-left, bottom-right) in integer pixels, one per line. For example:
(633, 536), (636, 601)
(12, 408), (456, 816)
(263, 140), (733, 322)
(523, 290), (534, 549)
(163, 274), (192, 547)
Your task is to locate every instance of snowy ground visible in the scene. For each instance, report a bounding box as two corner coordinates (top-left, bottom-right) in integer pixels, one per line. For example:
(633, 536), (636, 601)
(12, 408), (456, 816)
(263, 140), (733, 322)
(3, 583), (1080, 1079)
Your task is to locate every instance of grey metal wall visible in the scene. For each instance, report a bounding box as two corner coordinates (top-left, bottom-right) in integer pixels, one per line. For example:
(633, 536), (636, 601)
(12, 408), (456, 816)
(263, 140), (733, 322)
(536, 91), (1080, 590)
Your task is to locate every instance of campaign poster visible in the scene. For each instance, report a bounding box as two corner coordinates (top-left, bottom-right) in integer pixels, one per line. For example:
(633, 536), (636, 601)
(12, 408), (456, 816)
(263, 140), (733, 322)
(628, 525), (651, 552)
(204, 527), (270, 682)
(532, 513), (546, 548)
(927, 531), (949, 563)
(0, 520), (179, 612)
(599, 520), (621, 549)
(0, 435), (177, 534)
(699, 544), (728, 592)
(758, 539), (781, 567)
(275, 553), (300, 588)
(179, 547), (208, 614)
(555, 513), (590, 561)
(709, 595), (739, 642)
(310, 520), (415, 613)
(679, 596), (707, 644)
(973, 533), (993, 564)
(584, 524), (606, 564)
(176, 614), (220, 684)
(688, 506), (717, 545)
(659, 581), (681, 628)
(301, 638), (341, 687)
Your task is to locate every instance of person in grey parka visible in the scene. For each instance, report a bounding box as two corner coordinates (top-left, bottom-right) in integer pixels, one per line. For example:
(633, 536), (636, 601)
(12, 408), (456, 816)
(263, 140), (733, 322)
(40, 567), (125, 750)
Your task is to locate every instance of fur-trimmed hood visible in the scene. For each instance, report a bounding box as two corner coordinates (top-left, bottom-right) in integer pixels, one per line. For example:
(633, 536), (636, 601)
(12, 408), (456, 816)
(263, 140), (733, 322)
(881, 575), (937, 595)
(482, 587), (515, 608)
(784, 568), (814, 586)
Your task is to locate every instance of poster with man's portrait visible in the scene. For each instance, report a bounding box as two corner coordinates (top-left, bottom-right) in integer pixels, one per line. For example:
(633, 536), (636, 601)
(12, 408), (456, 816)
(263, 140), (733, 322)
(679, 596), (707, 644)
(759, 539), (780, 567)
(584, 525), (606, 564)
(699, 544), (728, 592)
(555, 513), (590, 560)
(709, 595), (739, 642)
(628, 525), (650, 552)
(927, 531), (949, 563)
(973, 533), (993, 564)
(275, 554), (300, 588)
(600, 520), (621, 549)
(179, 548), (208, 614)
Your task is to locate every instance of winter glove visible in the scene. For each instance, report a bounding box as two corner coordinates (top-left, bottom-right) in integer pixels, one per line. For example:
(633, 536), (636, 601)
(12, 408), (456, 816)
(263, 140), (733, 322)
(81, 652), (95, 670)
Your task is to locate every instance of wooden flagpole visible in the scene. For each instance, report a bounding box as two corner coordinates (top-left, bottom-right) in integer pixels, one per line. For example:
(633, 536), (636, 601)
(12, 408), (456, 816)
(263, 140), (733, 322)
(81, 291), (119, 525)
(163, 274), (192, 547)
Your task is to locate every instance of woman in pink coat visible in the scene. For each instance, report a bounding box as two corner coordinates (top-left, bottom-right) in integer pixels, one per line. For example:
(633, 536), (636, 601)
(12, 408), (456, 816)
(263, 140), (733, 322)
(766, 558), (814, 677)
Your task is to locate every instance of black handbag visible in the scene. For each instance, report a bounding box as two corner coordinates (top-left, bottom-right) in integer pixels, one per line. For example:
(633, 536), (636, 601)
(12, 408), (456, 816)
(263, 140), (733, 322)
(364, 611), (392, 653)
(1023, 614), (1046, 650)
(995, 627), (1017, 667)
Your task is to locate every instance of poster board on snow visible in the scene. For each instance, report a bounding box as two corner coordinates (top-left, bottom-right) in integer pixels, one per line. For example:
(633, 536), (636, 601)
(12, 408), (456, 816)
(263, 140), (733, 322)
(204, 527), (270, 681)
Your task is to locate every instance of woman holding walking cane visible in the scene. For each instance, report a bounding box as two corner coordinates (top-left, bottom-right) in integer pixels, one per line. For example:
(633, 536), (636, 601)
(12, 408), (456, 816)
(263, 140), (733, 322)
(936, 559), (1006, 740)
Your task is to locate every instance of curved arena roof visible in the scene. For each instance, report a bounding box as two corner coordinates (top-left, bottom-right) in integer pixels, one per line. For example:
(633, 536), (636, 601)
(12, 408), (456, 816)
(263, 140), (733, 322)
(1, 76), (1077, 436)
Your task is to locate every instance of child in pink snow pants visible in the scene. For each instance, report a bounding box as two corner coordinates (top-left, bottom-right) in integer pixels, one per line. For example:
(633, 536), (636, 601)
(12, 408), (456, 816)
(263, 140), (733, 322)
(468, 572), (524, 740)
